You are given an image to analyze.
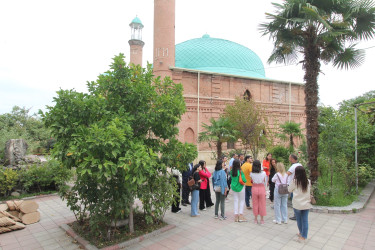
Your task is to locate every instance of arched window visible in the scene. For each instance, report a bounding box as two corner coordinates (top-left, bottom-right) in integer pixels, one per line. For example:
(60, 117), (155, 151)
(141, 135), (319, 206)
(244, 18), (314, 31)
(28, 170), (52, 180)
(244, 90), (251, 101)
(184, 128), (195, 144)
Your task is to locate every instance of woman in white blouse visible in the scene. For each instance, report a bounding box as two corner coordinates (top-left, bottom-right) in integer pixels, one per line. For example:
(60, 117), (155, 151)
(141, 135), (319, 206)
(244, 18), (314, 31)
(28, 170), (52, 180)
(288, 166), (312, 243)
(250, 160), (267, 224)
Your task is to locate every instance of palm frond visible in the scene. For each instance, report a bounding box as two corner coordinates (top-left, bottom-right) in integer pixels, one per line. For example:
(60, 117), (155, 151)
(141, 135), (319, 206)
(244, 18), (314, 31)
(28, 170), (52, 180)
(333, 45), (365, 69)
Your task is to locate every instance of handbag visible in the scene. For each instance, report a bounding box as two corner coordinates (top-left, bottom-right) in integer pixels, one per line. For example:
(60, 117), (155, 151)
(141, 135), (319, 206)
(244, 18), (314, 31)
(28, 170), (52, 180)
(310, 195), (316, 205)
(187, 177), (195, 187)
(214, 186), (222, 192)
(188, 173), (199, 191)
(239, 170), (245, 185)
(276, 173), (289, 194)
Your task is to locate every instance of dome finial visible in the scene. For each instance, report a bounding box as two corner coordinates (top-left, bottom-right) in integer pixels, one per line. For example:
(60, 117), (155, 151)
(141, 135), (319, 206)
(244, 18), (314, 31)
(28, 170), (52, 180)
(202, 33), (210, 38)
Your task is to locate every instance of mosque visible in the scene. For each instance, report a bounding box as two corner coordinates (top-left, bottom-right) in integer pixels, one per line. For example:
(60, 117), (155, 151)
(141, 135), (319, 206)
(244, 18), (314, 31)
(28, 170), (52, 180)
(128, 0), (306, 163)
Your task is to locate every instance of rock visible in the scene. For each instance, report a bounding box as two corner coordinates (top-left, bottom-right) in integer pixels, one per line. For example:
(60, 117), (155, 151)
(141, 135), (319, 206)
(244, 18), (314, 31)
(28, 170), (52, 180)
(11, 192), (20, 197)
(4, 139), (28, 166)
(110, 218), (129, 228)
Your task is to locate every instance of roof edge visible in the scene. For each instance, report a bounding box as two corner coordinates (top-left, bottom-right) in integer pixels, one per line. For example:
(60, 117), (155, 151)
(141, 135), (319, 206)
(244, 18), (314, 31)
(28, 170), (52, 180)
(169, 66), (304, 86)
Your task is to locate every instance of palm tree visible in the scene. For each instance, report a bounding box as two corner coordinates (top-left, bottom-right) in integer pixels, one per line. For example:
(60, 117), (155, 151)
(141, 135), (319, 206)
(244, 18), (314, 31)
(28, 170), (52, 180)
(278, 121), (303, 149)
(260, 0), (375, 184)
(198, 117), (238, 160)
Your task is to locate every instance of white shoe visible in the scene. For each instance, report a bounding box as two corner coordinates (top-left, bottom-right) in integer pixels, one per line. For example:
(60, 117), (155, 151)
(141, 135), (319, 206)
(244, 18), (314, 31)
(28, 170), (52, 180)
(282, 221), (288, 224)
(273, 220), (281, 225)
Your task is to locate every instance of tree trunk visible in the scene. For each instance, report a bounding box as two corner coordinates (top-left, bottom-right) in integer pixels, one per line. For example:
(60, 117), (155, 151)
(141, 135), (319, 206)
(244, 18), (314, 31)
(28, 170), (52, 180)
(129, 202), (134, 234)
(303, 26), (320, 185)
(217, 141), (222, 160)
(290, 134), (294, 148)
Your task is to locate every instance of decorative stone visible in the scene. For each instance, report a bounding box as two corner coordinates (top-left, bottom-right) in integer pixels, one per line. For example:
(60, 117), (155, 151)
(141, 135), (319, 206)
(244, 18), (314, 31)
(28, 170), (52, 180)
(4, 139), (28, 166)
(11, 192), (20, 197)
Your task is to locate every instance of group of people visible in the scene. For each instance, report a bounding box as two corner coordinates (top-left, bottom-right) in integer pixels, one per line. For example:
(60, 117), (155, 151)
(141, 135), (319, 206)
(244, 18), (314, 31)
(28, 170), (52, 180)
(171, 153), (312, 243)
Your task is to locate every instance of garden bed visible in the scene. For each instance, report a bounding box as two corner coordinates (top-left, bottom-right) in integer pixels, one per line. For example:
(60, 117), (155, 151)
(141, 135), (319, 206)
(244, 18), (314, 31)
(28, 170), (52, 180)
(63, 213), (171, 249)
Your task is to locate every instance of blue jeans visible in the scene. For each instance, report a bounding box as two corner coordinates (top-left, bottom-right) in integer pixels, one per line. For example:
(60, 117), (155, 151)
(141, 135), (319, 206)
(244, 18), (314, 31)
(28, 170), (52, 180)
(191, 190), (200, 216)
(294, 208), (309, 239)
(245, 186), (252, 207)
(274, 187), (288, 222)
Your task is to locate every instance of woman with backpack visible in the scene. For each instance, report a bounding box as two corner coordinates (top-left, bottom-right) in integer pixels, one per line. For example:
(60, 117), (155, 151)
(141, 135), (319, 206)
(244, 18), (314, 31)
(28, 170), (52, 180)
(212, 160), (228, 220)
(271, 162), (289, 224)
(230, 159), (247, 222)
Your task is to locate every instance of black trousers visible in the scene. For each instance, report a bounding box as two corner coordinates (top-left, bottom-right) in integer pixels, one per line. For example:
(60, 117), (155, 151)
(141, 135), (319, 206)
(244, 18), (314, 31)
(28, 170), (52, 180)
(171, 184), (181, 212)
(181, 183), (190, 204)
(269, 182), (275, 202)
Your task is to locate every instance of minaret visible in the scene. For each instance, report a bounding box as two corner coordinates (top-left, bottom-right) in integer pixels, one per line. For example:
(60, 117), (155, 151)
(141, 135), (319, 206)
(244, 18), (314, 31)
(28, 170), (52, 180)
(153, 0), (175, 79)
(128, 16), (145, 67)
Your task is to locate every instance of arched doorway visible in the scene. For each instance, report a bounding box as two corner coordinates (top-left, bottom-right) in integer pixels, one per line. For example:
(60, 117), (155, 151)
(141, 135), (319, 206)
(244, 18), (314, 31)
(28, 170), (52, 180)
(184, 128), (195, 144)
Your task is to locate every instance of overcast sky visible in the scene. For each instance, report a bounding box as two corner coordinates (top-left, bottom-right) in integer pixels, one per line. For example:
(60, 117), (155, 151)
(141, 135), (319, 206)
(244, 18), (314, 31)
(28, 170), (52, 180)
(1, 0), (374, 115)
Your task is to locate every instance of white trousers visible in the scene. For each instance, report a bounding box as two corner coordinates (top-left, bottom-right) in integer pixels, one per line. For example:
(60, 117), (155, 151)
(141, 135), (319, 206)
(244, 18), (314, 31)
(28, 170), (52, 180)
(233, 188), (245, 215)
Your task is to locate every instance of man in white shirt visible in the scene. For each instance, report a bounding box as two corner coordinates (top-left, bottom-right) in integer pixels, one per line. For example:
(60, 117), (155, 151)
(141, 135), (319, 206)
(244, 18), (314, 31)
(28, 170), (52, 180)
(287, 154), (302, 220)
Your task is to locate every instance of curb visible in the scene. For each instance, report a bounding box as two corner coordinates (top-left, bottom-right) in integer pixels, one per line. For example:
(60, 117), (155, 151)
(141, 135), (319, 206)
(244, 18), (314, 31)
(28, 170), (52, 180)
(0, 193), (59, 203)
(310, 179), (375, 214)
(60, 222), (176, 250)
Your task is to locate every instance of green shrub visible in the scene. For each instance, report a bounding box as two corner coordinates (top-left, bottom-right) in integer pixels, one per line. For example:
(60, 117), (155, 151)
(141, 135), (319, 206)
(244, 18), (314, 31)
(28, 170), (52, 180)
(20, 159), (73, 192)
(0, 168), (19, 196)
(269, 145), (290, 165)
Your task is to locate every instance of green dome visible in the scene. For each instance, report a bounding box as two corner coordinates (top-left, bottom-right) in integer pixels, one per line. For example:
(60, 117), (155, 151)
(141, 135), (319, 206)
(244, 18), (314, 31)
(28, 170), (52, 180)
(175, 35), (265, 78)
(131, 16), (143, 25)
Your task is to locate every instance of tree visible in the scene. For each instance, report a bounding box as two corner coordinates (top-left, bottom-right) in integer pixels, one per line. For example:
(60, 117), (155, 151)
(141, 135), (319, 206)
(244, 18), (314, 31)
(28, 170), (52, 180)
(261, 0), (375, 184)
(198, 117), (238, 160)
(0, 106), (51, 158)
(277, 121), (303, 149)
(224, 97), (270, 160)
(42, 54), (197, 239)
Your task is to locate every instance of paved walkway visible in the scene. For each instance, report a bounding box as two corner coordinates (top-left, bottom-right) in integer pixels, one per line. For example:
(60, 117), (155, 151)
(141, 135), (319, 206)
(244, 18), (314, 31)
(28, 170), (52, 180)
(1, 189), (375, 249)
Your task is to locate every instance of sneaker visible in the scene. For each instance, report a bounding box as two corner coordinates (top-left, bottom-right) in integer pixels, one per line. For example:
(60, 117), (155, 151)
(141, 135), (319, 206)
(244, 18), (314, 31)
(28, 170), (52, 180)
(290, 216), (296, 220)
(214, 215), (219, 219)
(220, 216), (227, 220)
(282, 221), (288, 224)
(273, 220), (281, 225)
(254, 219), (258, 224)
(246, 206), (252, 210)
(260, 220), (265, 225)
(176, 210), (182, 214)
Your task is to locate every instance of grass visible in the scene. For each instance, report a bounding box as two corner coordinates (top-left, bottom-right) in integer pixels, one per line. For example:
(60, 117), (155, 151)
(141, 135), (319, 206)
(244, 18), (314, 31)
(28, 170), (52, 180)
(70, 213), (167, 248)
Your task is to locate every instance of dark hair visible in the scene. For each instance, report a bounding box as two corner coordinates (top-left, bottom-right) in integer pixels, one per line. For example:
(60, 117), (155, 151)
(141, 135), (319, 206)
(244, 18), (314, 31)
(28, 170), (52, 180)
(198, 160), (205, 168)
(290, 154), (298, 161)
(265, 153), (272, 161)
(270, 158), (277, 169)
(252, 160), (261, 173)
(231, 153), (237, 157)
(192, 164), (201, 174)
(244, 155), (252, 162)
(294, 166), (308, 192)
(215, 160), (223, 171)
(232, 159), (241, 177)
(238, 153), (244, 157)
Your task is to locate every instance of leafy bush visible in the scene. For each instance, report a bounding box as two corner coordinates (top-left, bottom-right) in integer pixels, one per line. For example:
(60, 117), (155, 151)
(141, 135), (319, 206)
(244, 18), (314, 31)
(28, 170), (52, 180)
(269, 145), (290, 165)
(20, 159), (73, 193)
(0, 168), (19, 196)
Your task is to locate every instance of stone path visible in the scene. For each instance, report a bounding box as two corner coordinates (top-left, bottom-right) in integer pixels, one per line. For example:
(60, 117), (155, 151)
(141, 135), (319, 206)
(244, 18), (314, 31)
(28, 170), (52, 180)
(1, 188), (375, 249)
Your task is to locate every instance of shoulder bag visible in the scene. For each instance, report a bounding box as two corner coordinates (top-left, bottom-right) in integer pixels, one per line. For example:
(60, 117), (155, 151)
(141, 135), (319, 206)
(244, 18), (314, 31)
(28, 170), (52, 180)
(239, 170), (245, 185)
(277, 173), (289, 194)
